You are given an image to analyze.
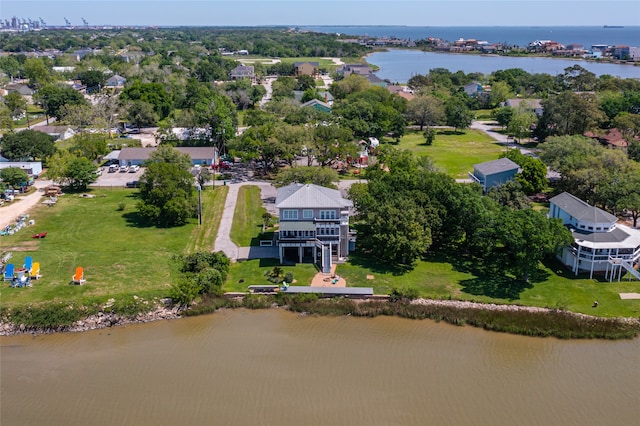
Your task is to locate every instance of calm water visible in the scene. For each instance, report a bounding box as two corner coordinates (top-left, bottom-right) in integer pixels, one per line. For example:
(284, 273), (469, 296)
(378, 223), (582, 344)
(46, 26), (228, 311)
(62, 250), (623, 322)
(303, 26), (640, 49)
(366, 49), (640, 82)
(2, 309), (639, 425)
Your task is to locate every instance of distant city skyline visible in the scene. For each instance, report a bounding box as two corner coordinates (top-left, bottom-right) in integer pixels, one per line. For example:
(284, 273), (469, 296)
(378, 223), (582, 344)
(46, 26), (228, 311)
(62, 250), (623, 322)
(2, 0), (639, 27)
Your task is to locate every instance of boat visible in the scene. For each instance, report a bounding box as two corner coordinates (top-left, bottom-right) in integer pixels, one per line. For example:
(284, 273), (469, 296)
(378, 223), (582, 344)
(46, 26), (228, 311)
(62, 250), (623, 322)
(603, 25), (624, 28)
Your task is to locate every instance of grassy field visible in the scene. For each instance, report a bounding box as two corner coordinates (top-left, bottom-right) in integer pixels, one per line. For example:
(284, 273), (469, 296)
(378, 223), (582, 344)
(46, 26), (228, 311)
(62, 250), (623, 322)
(0, 187), (228, 309)
(229, 185), (274, 247)
(398, 129), (505, 178)
(224, 258), (319, 292)
(337, 253), (640, 318)
(279, 57), (339, 70)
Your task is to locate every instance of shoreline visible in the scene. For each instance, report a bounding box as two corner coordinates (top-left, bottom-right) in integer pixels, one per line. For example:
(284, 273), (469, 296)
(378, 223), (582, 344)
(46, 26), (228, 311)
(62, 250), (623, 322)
(2, 296), (638, 339)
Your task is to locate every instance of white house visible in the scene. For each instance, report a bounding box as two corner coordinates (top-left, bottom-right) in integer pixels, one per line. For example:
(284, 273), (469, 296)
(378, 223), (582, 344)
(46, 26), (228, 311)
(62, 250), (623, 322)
(549, 192), (640, 279)
(36, 126), (76, 141)
(275, 183), (353, 272)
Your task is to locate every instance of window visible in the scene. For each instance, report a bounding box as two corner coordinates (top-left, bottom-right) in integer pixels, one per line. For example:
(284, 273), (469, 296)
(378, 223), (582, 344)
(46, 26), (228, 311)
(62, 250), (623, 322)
(303, 209), (313, 219)
(320, 210), (336, 220)
(282, 210), (298, 220)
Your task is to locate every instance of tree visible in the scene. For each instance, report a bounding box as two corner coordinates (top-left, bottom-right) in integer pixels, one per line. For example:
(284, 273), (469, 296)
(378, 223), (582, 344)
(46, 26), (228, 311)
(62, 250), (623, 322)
(487, 181), (531, 210)
(617, 192), (640, 228)
(310, 123), (356, 167)
(60, 104), (94, 128)
(148, 144), (192, 170)
(406, 94), (445, 131)
(561, 65), (597, 92)
(0, 167), (29, 188)
(35, 84), (88, 120)
(423, 127), (436, 145)
(628, 141), (640, 163)
(1, 129), (56, 161)
(121, 81), (172, 119)
(329, 74), (369, 100)
(126, 100), (158, 128)
(24, 57), (51, 88)
(271, 76), (296, 99)
(444, 96), (473, 131)
(78, 70), (106, 90)
(295, 74), (316, 91)
(69, 133), (109, 161)
(3, 91), (27, 120)
(507, 109), (537, 142)
(138, 161), (197, 227)
(535, 91), (604, 140)
(493, 106), (514, 128)
(487, 81), (513, 108)
(274, 166), (338, 188)
(64, 156), (98, 190)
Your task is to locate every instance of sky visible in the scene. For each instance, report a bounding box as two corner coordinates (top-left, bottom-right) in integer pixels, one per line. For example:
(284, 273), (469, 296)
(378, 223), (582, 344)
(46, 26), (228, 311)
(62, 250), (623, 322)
(1, 0), (639, 27)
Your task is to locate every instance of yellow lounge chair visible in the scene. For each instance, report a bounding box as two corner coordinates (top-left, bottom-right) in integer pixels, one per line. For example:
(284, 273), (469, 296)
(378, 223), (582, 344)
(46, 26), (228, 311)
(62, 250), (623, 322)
(30, 262), (41, 280)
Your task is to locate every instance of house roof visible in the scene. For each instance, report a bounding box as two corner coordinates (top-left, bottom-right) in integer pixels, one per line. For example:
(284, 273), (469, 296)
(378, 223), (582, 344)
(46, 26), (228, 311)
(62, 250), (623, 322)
(276, 183), (353, 209)
(550, 192), (617, 224)
(36, 126), (74, 134)
(301, 99), (331, 110)
(106, 74), (125, 83)
(118, 147), (217, 161)
(473, 158), (519, 176)
(505, 98), (543, 109)
(294, 62), (319, 67)
(229, 65), (254, 76)
(584, 128), (631, 148)
(571, 226), (633, 244)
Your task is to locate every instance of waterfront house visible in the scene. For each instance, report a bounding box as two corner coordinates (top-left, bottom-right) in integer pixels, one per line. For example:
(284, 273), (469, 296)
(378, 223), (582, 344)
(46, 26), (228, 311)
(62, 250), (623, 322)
(463, 82), (483, 97)
(275, 183), (353, 272)
(468, 158), (520, 192)
(549, 192), (640, 278)
(118, 147), (218, 167)
(294, 62), (319, 77)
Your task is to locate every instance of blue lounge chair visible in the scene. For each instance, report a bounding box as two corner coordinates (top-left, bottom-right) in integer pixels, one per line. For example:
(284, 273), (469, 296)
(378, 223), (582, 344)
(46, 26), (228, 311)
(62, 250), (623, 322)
(3, 264), (14, 281)
(24, 256), (33, 272)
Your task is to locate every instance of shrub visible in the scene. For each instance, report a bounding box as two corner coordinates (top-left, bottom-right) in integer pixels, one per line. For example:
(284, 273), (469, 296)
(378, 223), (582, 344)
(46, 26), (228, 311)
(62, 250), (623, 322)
(169, 278), (202, 306)
(8, 303), (82, 329)
(117, 201), (126, 211)
(283, 272), (294, 284)
(196, 268), (224, 296)
(389, 287), (419, 302)
(243, 294), (274, 309)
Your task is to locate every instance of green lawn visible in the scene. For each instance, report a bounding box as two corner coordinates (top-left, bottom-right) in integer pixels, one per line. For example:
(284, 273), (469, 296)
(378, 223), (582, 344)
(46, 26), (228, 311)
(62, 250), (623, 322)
(0, 187), (227, 309)
(229, 185), (275, 247)
(224, 258), (319, 292)
(337, 253), (640, 318)
(474, 109), (495, 121)
(398, 129), (505, 178)
(279, 57), (340, 70)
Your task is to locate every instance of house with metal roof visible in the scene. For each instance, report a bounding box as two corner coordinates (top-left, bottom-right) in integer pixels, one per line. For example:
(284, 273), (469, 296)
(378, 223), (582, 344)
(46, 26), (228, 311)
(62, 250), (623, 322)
(468, 158), (520, 192)
(275, 183), (353, 271)
(549, 192), (640, 278)
(117, 147), (218, 167)
(106, 74), (126, 88)
(294, 62), (319, 77)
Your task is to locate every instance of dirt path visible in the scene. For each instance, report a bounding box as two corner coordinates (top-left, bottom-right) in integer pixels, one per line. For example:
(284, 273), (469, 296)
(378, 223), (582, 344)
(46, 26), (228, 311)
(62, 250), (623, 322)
(0, 180), (53, 230)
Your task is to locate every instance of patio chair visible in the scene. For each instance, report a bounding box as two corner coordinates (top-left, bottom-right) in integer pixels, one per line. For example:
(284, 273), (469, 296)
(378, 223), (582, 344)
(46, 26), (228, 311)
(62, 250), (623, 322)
(30, 262), (41, 279)
(4, 264), (14, 281)
(24, 256), (33, 271)
(72, 266), (86, 285)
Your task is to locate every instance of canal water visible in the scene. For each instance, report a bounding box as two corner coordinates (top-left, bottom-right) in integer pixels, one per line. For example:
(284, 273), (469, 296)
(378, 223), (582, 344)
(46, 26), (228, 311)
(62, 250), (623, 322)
(1, 309), (639, 425)
(366, 49), (640, 82)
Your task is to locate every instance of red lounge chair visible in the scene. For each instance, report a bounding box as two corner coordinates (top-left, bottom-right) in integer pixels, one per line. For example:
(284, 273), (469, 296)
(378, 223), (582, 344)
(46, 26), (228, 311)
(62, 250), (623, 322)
(32, 232), (47, 239)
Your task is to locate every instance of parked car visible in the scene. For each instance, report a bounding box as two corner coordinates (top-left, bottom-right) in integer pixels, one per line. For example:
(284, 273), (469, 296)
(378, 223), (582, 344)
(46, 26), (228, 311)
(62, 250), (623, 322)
(108, 165), (118, 173)
(125, 180), (139, 188)
(94, 169), (103, 176)
(120, 165), (129, 173)
(129, 165), (140, 173)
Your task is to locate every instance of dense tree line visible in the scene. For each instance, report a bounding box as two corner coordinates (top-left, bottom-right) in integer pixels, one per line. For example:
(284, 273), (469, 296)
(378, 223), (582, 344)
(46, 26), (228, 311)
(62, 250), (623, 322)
(349, 147), (573, 282)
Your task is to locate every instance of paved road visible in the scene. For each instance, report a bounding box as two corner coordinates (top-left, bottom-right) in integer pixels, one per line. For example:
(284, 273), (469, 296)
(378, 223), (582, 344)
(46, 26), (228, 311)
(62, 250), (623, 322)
(0, 179), (53, 229)
(470, 120), (537, 156)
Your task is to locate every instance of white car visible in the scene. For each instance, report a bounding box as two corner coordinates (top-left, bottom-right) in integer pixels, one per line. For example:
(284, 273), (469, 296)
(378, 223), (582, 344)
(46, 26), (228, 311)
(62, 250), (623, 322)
(120, 165), (129, 173)
(129, 165), (140, 173)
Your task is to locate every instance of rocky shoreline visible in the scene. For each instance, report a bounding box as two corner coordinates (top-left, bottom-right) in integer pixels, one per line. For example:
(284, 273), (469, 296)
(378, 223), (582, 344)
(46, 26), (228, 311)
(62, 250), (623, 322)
(1, 297), (638, 337)
(0, 305), (185, 336)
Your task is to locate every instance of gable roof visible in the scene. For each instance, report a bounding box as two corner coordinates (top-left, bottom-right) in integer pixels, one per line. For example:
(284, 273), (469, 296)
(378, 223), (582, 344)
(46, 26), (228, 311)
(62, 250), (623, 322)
(473, 158), (519, 176)
(106, 74), (126, 83)
(505, 98), (542, 110)
(294, 62), (319, 67)
(229, 65), (254, 76)
(301, 99), (331, 110)
(276, 183), (352, 209)
(118, 147), (217, 161)
(549, 192), (617, 224)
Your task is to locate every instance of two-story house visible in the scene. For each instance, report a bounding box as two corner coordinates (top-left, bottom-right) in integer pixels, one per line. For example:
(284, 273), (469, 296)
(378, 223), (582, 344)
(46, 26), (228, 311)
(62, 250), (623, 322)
(549, 192), (640, 279)
(468, 158), (520, 192)
(275, 183), (353, 272)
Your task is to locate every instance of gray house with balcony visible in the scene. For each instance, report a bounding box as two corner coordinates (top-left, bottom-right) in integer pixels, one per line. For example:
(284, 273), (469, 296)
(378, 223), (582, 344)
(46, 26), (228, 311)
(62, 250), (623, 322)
(549, 192), (640, 278)
(468, 158), (520, 192)
(275, 183), (353, 272)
